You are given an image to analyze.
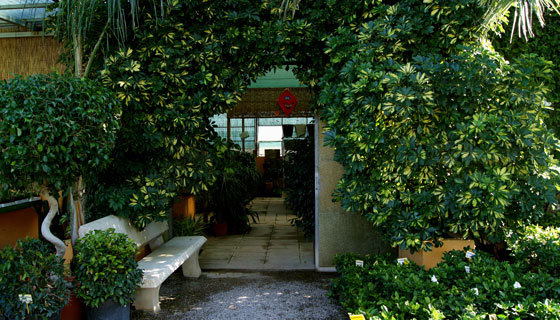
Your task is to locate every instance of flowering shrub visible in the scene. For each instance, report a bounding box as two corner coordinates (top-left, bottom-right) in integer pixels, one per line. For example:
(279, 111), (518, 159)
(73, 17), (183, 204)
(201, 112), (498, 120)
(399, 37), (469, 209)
(331, 249), (560, 319)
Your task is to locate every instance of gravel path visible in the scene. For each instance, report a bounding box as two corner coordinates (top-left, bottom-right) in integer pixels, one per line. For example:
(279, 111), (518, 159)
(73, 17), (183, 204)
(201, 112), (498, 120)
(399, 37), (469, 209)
(131, 270), (347, 320)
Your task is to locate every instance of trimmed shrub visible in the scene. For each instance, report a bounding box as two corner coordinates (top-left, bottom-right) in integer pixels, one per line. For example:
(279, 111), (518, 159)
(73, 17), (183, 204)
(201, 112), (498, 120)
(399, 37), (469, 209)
(73, 229), (143, 308)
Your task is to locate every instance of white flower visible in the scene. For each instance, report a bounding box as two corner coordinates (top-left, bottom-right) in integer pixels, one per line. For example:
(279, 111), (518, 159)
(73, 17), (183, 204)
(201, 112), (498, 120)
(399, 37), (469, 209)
(431, 275), (438, 283)
(472, 288), (479, 296)
(514, 282), (522, 289)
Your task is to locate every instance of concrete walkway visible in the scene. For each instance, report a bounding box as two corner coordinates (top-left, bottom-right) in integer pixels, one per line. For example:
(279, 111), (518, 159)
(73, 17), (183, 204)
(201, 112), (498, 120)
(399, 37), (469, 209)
(199, 197), (315, 270)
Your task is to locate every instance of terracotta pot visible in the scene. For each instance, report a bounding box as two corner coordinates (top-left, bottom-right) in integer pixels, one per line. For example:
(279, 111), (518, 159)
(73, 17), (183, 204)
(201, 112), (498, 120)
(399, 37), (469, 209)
(61, 292), (83, 320)
(213, 222), (228, 236)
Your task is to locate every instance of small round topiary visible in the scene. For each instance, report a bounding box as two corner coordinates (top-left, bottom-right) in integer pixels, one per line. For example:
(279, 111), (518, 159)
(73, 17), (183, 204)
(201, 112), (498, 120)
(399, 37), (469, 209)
(73, 229), (143, 308)
(0, 238), (70, 320)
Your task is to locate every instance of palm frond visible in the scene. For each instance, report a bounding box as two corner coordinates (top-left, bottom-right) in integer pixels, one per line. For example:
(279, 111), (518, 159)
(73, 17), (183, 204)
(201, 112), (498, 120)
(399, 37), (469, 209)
(278, 0), (300, 20)
(480, 0), (560, 40)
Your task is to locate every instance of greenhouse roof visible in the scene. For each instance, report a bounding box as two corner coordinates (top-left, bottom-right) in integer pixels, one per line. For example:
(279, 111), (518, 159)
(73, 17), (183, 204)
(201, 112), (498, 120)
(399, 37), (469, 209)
(0, 0), (52, 31)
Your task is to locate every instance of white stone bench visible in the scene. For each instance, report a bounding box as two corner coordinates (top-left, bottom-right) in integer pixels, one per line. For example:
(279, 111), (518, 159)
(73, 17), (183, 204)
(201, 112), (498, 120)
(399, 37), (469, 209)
(78, 215), (206, 313)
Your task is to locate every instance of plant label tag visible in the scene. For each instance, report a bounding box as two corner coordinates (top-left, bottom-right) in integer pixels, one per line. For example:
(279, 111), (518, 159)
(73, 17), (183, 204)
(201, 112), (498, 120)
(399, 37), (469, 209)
(355, 260), (364, 267)
(18, 294), (32, 304)
(349, 314), (366, 320)
(465, 266), (470, 274)
(18, 294), (32, 314)
(397, 258), (408, 265)
(465, 251), (475, 259)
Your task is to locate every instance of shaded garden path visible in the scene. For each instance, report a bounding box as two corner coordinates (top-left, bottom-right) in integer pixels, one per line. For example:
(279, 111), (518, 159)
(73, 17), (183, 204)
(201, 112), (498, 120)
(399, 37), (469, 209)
(199, 197), (314, 270)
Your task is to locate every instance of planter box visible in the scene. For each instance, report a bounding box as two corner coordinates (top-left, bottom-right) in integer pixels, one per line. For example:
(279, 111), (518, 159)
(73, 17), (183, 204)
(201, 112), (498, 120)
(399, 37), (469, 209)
(0, 198), (41, 248)
(85, 299), (130, 320)
(172, 195), (196, 219)
(399, 239), (475, 269)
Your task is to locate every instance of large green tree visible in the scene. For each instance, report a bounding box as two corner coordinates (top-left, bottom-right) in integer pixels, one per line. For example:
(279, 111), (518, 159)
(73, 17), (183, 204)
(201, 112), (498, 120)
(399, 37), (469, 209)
(319, 0), (559, 252)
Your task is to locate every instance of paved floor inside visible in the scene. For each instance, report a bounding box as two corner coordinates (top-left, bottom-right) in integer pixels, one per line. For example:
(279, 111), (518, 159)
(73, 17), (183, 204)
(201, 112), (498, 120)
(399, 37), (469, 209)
(199, 197), (314, 270)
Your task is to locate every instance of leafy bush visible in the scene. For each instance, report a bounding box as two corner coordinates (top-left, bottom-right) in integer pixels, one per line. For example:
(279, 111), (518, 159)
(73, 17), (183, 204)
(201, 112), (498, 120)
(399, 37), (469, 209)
(0, 238), (70, 320)
(331, 250), (560, 319)
(73, 229), (143, 308)
(173, 215), (207, 236)
(0, 73), (119, 199)
(508, 225), (560, 277)
(319, 0), (559, 252)
(284, 135), (315, 239)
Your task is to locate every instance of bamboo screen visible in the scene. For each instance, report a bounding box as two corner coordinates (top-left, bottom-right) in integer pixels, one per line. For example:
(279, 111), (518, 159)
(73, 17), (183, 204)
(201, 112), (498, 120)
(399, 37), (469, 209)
(228, 87), (314, 118)
(0, 31), (65, 80)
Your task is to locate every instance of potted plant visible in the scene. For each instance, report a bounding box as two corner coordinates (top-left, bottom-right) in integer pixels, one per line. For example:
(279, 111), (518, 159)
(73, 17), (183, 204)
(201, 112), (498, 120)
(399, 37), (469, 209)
(0, 238), (70, 320)
(206, 147), (262, 235)
(0, 73), (120, 257)
(73, 229), (143, 320)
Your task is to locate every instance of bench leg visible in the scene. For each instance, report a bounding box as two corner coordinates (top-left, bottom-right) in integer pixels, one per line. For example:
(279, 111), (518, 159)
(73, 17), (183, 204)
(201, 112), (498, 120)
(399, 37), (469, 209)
(134, 286), (161, 313)
(182, 248), (202, 278)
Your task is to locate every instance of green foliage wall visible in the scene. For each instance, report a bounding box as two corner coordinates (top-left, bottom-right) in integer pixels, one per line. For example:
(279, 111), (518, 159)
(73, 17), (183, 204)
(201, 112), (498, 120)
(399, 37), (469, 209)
(84, 0), (559, 251)
(88, 0), (348, 228)
(319, 0), (559, 252)
(492, 10), (560, 144)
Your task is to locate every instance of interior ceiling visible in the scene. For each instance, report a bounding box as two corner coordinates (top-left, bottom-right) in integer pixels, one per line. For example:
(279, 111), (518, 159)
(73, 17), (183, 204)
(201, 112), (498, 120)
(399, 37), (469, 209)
(0, 0), (52, 30)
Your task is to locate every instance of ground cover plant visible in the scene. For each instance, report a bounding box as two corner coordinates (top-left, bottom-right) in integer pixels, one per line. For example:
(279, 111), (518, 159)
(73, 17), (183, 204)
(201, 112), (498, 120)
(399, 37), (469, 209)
(331, 248), (560, 319)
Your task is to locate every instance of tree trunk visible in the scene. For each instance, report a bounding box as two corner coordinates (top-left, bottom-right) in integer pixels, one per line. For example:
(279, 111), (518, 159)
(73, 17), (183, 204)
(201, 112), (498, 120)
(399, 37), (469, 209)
(39, 187), (66, 258)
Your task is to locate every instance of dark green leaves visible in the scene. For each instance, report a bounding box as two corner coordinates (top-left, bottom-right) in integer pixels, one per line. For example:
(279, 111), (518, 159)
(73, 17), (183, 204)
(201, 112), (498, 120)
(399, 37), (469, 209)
(319, 0), (559, 252)
(73, 229), (143, 308)
(0, 239), (70, 319)
(0, 73), (120, 201)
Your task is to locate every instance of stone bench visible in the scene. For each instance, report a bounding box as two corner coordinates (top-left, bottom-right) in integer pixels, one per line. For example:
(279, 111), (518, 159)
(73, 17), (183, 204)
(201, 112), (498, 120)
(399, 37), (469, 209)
(78, 215), (206, 313)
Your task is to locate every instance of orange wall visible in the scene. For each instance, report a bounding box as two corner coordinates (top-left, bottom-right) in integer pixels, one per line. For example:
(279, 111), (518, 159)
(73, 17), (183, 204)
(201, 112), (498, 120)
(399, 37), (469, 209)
(0, 207), (39, 248)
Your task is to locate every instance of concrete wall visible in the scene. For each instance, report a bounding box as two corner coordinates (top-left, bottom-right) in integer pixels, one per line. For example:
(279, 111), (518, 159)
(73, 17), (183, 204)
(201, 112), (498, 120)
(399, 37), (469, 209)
(315, 117), (395, 270)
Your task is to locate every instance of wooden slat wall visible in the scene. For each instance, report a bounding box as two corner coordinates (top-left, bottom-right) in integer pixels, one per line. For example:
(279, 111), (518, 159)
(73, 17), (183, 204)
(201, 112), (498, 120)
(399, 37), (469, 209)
(0, 34), (65, 80)
(228, 87), (314, 118)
